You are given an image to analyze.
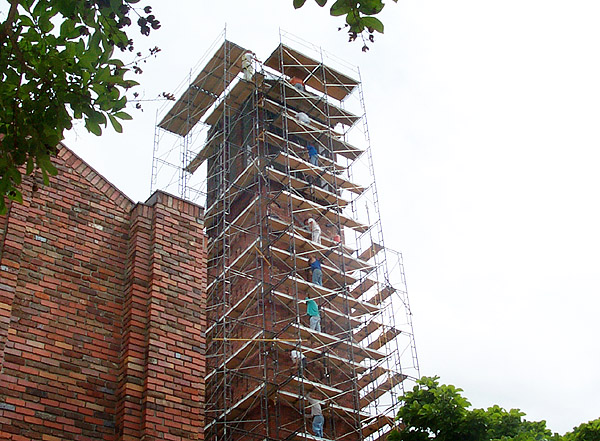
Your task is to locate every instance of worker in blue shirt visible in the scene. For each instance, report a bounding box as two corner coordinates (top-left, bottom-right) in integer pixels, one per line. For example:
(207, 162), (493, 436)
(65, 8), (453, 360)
(308, 256), (322, 286)
(306, 144), (318, 166)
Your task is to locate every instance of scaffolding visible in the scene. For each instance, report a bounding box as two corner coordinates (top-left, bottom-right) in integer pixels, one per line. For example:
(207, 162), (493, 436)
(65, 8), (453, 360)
(152, 30), (420, 441)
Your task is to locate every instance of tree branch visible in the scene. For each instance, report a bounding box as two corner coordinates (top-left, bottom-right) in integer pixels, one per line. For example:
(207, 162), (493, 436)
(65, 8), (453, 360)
(0, 0), (20, 48)
(7, 28), (40, 80)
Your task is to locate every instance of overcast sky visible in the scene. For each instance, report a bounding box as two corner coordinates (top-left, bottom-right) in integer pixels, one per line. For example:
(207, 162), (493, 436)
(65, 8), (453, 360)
(62, 0), (600, 434)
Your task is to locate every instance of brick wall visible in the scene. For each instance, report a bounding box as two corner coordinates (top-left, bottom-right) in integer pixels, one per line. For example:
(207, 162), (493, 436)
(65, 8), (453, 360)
(0, 145), (206, 441)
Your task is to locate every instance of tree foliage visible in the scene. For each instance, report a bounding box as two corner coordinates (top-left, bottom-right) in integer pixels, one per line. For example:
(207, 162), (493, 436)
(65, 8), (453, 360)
(293, 0), (393, 51)
(389, 376), (571, 441)
(563, 419), (600, 441)
(0, 0), (159, 213)
(388, 376), (487, 441)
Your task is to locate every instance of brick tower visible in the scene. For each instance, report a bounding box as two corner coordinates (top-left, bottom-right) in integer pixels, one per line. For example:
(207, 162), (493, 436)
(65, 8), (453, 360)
(155, 34), (420, 441)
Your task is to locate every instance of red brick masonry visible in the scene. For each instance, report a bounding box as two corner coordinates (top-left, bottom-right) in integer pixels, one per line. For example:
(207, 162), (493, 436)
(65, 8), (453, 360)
(0, 145), (206, 441)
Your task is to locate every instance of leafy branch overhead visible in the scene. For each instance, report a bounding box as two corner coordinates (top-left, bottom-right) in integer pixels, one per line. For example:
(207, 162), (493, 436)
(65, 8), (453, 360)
(0, 0), (160, 213)
(293, 0), (391, 50)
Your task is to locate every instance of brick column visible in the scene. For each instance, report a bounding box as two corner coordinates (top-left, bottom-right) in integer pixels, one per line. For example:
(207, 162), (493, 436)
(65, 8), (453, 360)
(118, 204), (154, 440)
(0, 184), (31, 374)
(118, 193), (206, 441)
(142, 193), (206, 441)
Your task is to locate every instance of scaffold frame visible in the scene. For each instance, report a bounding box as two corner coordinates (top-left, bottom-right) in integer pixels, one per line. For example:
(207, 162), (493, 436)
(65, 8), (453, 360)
(151, 29), (420, 441)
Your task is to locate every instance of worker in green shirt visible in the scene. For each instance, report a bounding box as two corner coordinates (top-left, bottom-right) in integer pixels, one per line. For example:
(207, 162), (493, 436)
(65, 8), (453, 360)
(306, 295), (321, 332)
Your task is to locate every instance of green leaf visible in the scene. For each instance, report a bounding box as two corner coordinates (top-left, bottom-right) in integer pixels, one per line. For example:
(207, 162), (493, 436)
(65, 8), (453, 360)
(314, 0), (327, 6)
(114, 111), (132, 120)
(7, 166), (22, 185)
(108, 58), (125, 67)
(88, 30), (102, 55)
(38, 16), (54, 33)
(293, 0), (307, 8)
(59, 19), (77, 39)
(96, 66), (111, 83)
(87, 110), (107, 125)
(358, 0), (384, 15)
(108, 114), (123, 133)
(360, 16), (384, 33)
(7, 188), (23, 204)
(85, 119), (102, 136)
(330, 0), (352, 16)
(26, 157), (34, 175)
(124, 79), (140, 88)
(46, 160), (58, 176)
(346, 11), (361, 29)
(18, 14), (35, 28)
(32, 0), (47, 19)
(41, 167), (50, 186)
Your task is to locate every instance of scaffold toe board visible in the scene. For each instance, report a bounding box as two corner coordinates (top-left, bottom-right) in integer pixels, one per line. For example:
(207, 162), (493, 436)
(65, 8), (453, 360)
(276, 340), (367, 374)
(270, 230), (372, 273)
(359, 372), (407, 408)
(185, 129), (223, 173)
(358, 242), (384, 262)
(268, 216), (356, 255)
(277, 390), (371, 420)
(264, 43), (359, 101)
(276, 190), (369, 233)
(367, 327), (403, 351)
(266, 166), (350, 208)
(159, 40), (248, 136)
(286, 375), (344, 399)
(365, 285), (397, 305)
(272, 151), (365, 195)
(267, 103), (364, 160)
(361, 415), (395, 438)
(276, 275), (379, 316)
(357, 366), (388, 389)
(286, 323), (386, 362)
(270, 246), (358, 287)
(264, 131), (346, 173)
(293, 432), (336, 441)
(272, 290), (362, 328)
(264, 78), (360, 127)
(354, 321), (384, 343)
(205, 77), (255, 126)
(206, 283), (261, 336)
(206, 330), (264, 378)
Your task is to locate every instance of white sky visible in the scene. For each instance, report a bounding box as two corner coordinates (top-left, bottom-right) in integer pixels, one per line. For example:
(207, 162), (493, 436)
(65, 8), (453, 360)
(61, 0), (600, 435)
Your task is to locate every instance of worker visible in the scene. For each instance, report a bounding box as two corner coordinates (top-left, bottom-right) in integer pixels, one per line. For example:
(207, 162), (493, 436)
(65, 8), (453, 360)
(308, 256), (322, 287)
(306, 144), (318, 167)
(306, 294), (321, 332)
(296, 112), (310, 125)
(241, 52), (255, 81)
(290, 76), (306, 91)
(305, 218), (321, 244)
(290, 347), (307, 377)
(306, 393), (324, 438)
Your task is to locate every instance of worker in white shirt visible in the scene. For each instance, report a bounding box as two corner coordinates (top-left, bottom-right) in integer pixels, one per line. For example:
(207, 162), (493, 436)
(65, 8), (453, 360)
(296, 111), (310, 124)
(305, 218), (321, 244)
(241, 52), (255, 81)
(289, 348), (307, 377)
